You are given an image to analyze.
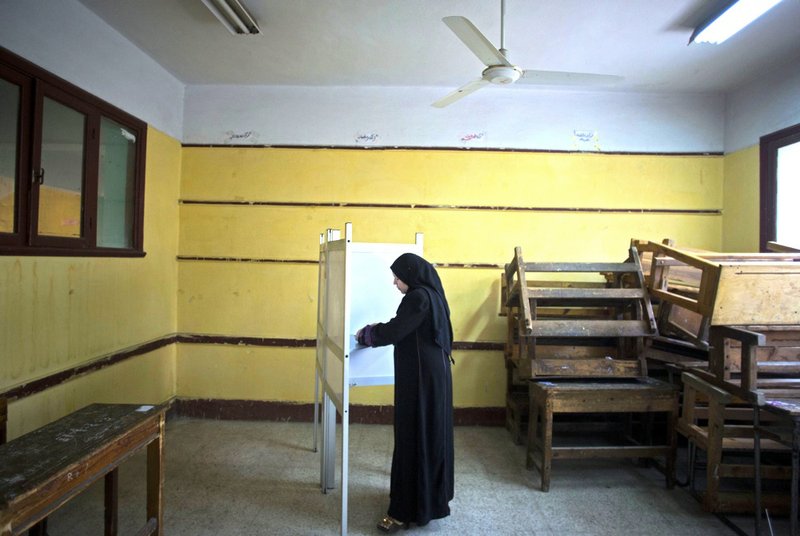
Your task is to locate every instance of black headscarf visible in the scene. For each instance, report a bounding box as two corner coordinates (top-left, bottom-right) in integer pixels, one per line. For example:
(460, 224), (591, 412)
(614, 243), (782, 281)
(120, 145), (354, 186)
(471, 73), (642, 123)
(391, 253), (453, 357)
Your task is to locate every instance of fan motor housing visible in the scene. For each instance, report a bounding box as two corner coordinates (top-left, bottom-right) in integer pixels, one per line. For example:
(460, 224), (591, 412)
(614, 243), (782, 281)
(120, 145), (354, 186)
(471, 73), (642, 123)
(482, 65), (522, 84)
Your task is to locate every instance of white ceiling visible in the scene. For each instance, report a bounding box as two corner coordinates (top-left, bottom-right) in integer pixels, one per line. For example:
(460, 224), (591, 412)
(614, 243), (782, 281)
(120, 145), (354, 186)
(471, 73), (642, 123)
(76, 0), (800, 95)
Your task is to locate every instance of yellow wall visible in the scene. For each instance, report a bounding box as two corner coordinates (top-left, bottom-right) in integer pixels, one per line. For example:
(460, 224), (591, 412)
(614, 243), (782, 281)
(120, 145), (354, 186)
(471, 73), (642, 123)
(4, 141), (732, 428)
(177, 147), (724, 408)
(722, 144), (760, 252)
(0, 127), (182, 438)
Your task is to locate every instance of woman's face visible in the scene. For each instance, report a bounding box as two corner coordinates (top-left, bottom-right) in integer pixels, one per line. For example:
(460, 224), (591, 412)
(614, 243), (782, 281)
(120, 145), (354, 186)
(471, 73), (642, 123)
(393, 273), (409, 294)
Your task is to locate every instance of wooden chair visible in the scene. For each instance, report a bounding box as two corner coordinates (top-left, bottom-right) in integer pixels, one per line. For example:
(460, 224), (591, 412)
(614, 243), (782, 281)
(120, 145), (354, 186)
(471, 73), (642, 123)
(677, 372), (792, 513)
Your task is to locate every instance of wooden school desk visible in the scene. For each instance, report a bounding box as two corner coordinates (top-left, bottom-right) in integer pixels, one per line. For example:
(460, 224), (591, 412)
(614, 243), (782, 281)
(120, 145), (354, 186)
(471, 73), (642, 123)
(0, 403), (166, 536)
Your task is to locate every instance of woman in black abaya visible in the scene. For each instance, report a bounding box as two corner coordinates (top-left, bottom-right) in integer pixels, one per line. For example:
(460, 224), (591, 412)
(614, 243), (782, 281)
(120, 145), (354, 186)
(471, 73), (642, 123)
(356, 253), (455, 532)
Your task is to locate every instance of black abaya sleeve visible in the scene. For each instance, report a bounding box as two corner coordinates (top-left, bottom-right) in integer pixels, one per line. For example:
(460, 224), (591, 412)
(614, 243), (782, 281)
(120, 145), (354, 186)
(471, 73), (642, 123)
(368, 289), (430, 347)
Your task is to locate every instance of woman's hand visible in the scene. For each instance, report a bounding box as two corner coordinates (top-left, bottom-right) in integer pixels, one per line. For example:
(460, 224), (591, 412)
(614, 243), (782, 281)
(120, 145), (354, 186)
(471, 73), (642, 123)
(356, 324), (377, 346)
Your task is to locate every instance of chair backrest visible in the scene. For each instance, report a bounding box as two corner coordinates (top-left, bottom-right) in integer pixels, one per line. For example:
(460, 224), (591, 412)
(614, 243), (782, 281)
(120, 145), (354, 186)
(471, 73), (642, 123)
(502, 245), (657, 379)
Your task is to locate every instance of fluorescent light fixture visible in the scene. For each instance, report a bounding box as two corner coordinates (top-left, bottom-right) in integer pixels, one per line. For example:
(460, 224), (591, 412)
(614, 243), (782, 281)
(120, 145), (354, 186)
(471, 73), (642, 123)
(201, 0), (261, 35)
(689, 0), (783, 44)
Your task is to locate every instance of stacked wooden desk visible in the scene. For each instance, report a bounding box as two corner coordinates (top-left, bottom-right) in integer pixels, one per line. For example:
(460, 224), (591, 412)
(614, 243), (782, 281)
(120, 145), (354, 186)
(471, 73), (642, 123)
(0, 403), (166, 536)
(502, 245), (678, 491)
(528, 377), (677, 492)
(635, 240), (800, 533)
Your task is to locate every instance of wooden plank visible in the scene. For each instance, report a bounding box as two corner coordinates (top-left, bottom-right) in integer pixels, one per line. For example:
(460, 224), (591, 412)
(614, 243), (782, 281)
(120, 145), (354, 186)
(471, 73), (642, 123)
(762, 398), (800, 418)
(649, 288), (701, 314)
(527, 280), (607, 289)
(712, 267), (800, 325)
(133, 517), (158, 536)
(551, 445), (670, 459)
(755, 378), (800, 388)
(515, 247), (533, 334)
(533, 345), (619, 359)
(527, 288), (645, 299)
(717, 463), (792, 479)
(707, 491), (795, 515)
(531, 358), (641, 378)
(767, 241), (800, 253)
(523, 262), (640, 273)
(682, 372), (733, 404)
(530, 319), (652, 337)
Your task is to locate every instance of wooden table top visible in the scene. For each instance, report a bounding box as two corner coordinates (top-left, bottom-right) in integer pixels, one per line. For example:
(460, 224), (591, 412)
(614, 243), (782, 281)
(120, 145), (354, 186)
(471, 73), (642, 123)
(0, 403), (165, 509)
(763, 397), (800, 418)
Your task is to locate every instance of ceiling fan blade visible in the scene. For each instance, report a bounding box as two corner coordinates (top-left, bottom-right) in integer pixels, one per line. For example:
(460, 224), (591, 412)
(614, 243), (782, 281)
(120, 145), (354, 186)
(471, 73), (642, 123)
(519, 70), (623, 86)
(443, 16), (511, 67)
(432, 79), (490, 108)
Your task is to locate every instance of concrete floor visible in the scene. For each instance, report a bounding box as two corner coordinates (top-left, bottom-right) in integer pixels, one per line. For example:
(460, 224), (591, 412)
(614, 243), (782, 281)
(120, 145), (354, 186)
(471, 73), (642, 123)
(45, 418), (774, 535)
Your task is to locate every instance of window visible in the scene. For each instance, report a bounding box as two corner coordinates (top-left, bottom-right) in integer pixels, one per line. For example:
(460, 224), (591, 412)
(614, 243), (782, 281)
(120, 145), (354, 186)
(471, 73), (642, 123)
(760, 123), (800, 251)
(0, 47), (146, 256)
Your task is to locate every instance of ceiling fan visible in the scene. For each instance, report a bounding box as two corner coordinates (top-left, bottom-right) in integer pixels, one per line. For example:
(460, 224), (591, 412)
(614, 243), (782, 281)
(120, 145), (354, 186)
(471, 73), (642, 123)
(433, 0), (623, 108)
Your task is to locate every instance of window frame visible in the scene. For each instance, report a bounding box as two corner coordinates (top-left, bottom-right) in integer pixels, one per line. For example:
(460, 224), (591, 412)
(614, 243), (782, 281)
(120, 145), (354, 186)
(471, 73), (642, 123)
(760, 122), (800, 252)
(0, 46), (147, 257)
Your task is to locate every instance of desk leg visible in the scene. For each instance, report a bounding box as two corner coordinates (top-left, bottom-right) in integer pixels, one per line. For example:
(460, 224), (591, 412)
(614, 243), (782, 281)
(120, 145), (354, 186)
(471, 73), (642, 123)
(541, 400), (554, 493)
(753, 407), (761, 536)
(104, 469), (119, 536)
(705, 397), (725, 512)
(792, 420), (799, 536)
(146, 413), (165, 536)
(666, 398), (678, 489)
(26, 520), (47, 536)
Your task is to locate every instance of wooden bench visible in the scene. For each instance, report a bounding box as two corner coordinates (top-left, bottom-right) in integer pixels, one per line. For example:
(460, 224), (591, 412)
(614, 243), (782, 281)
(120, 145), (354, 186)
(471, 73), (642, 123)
(0, 403), (166, 536)
(526, 378), (678, 491)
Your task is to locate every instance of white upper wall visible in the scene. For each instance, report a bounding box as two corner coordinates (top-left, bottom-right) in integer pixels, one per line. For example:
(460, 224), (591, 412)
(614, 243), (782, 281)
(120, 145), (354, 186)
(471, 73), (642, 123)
(725, 60), (800, 153)
(184, 85), (725, 153)
(0, 0), (185, 140)
(2, 0), (796, 153)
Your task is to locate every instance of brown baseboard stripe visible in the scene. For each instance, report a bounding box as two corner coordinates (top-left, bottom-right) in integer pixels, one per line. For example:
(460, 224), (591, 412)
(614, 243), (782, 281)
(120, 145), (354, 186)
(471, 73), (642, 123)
(174, 398), (504, 426)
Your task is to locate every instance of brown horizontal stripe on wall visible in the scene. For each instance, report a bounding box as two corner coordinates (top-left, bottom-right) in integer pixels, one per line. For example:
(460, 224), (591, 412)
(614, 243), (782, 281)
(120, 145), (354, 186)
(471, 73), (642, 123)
(176, 334), (316, 347)
(1, 334), (501, 400)
(176, 256), (505, 270)
(182, 144), (723, 157)
(176, 256), (318, 264)
(2, 336), (178, 401)
(179, 199), (721, 215)
(174, 398), (504, 427)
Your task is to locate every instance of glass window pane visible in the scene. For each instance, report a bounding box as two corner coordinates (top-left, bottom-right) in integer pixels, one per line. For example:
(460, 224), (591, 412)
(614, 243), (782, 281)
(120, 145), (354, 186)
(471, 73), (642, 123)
(38, 97), (85, 238)
(0, 77), (19, 234)
(98, 117), (136, 248)
(776, 141), (800, 248)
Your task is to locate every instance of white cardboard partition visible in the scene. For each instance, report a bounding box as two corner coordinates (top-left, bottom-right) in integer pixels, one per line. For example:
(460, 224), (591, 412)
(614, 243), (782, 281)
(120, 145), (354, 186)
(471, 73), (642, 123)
(314, 223), (423, 535)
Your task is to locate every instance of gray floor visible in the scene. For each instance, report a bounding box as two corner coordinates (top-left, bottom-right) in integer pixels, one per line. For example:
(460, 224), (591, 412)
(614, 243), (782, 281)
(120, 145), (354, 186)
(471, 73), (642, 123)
(45, 418), (770, 535)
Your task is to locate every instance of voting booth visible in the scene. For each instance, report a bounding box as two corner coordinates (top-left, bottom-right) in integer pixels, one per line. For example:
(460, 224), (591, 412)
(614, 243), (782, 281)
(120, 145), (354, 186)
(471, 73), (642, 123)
(314, 223), (423, 535)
